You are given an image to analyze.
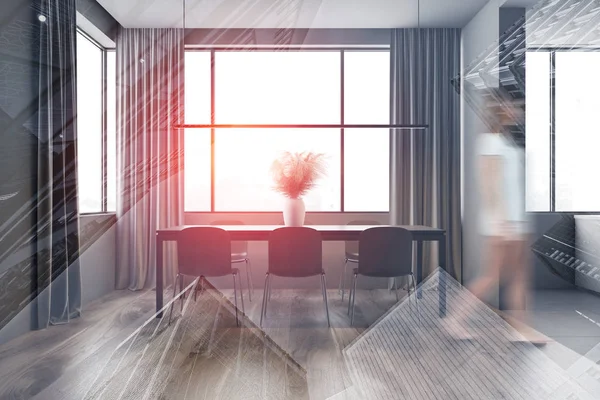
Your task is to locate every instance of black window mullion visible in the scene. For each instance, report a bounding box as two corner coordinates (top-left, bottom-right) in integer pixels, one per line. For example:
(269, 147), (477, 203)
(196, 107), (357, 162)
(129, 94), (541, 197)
(101, 48), (108, 213)
(550, 51), (556, 212)
(340, 50), (345, 212)
(210, 50), (216, 212)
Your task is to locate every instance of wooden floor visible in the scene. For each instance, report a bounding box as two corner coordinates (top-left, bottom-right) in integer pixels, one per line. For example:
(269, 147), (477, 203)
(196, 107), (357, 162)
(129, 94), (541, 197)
(0, 274), (597, 400)
(0, 284), (400, 400)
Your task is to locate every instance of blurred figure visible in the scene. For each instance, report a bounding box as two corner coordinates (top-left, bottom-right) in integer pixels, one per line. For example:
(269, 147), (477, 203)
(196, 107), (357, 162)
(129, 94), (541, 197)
(446, 89), (544, 344)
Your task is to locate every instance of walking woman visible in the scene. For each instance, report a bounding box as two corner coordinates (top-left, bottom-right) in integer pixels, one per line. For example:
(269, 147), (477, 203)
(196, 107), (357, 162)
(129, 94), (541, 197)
(446, 89), (545, 344)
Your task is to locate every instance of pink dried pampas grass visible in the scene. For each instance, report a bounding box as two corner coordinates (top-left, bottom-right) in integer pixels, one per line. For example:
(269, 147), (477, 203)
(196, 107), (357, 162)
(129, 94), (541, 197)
(270, 151), (327, 199)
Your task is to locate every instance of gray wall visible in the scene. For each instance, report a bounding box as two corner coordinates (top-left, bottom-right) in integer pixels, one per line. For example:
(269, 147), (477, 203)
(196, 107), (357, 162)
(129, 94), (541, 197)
(80, 219), (116, 306)
(184, 28), (391, 46)
(532, 214), (571, 289)
(0, 215), (116, 345)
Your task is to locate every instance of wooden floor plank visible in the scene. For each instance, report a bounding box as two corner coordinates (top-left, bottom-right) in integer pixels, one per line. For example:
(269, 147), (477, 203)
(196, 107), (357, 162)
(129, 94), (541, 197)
(0, 282), (593, 400)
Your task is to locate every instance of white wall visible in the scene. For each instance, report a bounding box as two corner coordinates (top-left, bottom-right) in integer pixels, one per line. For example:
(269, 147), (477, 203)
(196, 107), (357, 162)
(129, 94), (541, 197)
(185, 213), (396, 290)
(0, 215), (116, 345)
(461, 0), (502, 306)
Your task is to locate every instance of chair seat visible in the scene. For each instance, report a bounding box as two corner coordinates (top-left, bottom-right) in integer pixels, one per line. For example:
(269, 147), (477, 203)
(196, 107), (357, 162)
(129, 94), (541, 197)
(345, 251), (359, 261)
(270, 269), (326, 278)
(231, 252), (248, 262)
(353, 267), (411, 279)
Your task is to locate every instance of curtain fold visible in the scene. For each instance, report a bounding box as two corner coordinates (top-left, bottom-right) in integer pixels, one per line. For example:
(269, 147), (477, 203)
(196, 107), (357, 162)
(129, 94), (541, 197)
(115, 28), (184, 291)
(34, 0), (82, 328)
(389, 28), (462, 281)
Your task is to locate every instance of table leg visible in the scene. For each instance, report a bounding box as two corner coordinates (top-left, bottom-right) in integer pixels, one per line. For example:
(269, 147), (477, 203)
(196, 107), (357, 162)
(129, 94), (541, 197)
(416, 240), (423, 299)
(438, 234), (447, 317)
(156, 237), (164, 318)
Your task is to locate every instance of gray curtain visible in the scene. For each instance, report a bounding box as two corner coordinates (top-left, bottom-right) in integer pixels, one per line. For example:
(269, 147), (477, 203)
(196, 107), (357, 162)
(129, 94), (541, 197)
(389, 28), (462, 281)
(115, 28), (184, 291)
(34, 0), (82, 328)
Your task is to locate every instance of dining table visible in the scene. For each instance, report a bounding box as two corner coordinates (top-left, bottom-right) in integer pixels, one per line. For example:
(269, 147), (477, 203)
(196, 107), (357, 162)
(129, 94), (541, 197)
(155, 224), (449, 318)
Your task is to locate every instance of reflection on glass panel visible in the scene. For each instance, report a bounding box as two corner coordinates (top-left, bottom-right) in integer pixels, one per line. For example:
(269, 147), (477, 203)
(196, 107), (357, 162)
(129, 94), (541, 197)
(525, 51), (550, 212)
(555, 51), (600, 211)
(76, 32), (102, 213)
(214, 129), (341, 211)
(215, 51), (340, 124)
(185, 51), (211, 124)
(344, 51), (390, 212)
(184, 129), (211, 211)
(106, 51), (116, 212)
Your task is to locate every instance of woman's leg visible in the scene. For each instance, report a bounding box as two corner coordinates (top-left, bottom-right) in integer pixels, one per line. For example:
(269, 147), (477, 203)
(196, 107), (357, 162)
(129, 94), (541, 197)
(503, 235), (547, 343)
(504, 236), (534, 324)
(444, 235), (506, 337)
(467, 236), (507, 300)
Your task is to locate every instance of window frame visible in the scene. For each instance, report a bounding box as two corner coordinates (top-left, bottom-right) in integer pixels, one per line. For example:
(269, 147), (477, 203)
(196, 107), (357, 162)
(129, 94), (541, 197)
(527, 46), (600, 214)
(184, 46), (391, 213)
(76, 29), (115, 215)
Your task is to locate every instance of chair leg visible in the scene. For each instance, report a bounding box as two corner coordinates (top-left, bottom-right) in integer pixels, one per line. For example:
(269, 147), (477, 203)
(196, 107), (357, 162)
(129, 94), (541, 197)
(195, 276), (204, 302)
(245, 258), (253, 302)
(232, 273), (239, 327)
(180, 274), (185, 312)
(347, 273), (356, 315)
(394, 277), (400, 301)
(260, 273), (269, 327)
(237, 272), (245, 314)
(268, 275), (274, 302)
(411, 274), (421, 320)
(321, 273), (331, 327)
(169, 274), (180, 325)
(347, 274), (352, 315)
(339, 259), (349, 301)
(350, 274), (358, 326)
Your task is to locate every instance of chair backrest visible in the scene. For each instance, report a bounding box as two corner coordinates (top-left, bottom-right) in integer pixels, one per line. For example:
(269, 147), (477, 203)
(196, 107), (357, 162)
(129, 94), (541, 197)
(358, 227), (413, 278)
(345, 220), (380, 255)
(268, 227), (322, 277)
(210, 220), (247, 255)
(177, 227), (232, 277)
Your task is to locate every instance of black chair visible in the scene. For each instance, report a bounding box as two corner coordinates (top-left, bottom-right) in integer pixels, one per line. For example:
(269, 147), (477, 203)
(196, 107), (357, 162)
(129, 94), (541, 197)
(211, 220), (254, 301)
(260, 227), (330, 327)
(169, 227), (245, 326)
(339, 220), (380, 301)
(347, 227), (416, 325)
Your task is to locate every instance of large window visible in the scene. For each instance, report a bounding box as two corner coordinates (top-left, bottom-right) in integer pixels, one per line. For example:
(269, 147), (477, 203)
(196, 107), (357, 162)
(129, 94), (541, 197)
(526, 49), (600, 212)
(184, 49), (390, 212)
(76, 31), (116, 213)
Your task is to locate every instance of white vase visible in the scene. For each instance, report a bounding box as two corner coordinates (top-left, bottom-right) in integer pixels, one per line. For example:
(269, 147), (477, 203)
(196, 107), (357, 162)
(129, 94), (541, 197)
(283, 197), (306, 226)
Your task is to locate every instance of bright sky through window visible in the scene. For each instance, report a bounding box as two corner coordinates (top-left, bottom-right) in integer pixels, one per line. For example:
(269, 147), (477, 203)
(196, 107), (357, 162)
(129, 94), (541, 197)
(184, 50), (390, 212)
(76, 32), (103, 213)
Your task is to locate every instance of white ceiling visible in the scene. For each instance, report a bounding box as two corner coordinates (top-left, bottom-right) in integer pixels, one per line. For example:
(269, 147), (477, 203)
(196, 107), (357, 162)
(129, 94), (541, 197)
(97, 0), (502, 29)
